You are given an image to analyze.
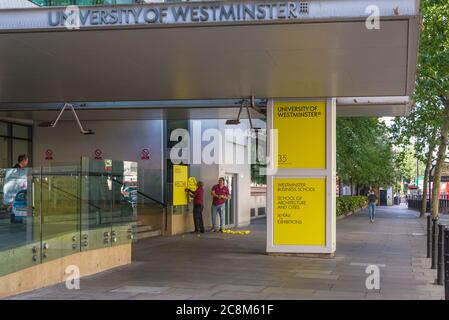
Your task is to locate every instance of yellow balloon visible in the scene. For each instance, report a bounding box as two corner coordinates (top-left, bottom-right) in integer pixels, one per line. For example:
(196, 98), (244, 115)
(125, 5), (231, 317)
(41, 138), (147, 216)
(187, 177), (198, 191)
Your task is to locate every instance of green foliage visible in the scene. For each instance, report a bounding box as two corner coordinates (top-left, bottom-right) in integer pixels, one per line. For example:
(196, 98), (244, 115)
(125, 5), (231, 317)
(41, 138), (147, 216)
(336, 196), (368, 217)
(251, 163), (266, 185)
(403, 0), (449, 164)
(390, 105), (440, 166)
(250, 131), (267, 185)
(337, 117), (395, 189)
(388, 0), (448, 217)
(416, 0), (449, 106)
(392, 144), (426, 184)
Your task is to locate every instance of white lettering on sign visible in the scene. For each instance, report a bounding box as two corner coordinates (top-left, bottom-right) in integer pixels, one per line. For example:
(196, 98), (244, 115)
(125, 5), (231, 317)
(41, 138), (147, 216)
(48, 2), (310, 28)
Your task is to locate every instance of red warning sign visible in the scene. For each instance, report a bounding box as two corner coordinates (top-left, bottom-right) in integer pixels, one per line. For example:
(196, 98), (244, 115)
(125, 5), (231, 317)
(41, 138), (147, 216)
(45, 149), (53, 160)
(141, 148), (150, 160)
(94, 149), (103, 160)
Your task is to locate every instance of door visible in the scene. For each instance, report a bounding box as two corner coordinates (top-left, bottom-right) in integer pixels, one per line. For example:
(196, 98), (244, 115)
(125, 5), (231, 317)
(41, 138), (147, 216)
(224, 174), (237, 227)
(379, 190), (387, 206)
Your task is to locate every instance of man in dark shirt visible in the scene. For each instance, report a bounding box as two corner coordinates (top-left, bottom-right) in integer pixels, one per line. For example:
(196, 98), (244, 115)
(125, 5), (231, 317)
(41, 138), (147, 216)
(186, 181), (205, 233)
(367, 189), (377, 223)
(13, 154), (28, 169)
(210, 177), (230, 232)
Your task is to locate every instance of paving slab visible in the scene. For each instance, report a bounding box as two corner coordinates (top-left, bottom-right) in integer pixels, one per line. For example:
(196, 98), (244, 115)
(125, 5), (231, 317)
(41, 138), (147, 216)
(5, 206), (444, 300)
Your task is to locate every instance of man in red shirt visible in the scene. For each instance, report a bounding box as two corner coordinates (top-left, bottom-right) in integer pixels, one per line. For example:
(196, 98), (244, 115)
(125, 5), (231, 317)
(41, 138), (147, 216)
(210, 177), (230, 232)
(186, 181), (205, 233)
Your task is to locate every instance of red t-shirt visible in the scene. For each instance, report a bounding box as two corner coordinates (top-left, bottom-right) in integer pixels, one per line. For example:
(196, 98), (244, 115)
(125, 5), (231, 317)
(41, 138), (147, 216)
(211, 184), (229, 206)
(193, 186), (204, 205)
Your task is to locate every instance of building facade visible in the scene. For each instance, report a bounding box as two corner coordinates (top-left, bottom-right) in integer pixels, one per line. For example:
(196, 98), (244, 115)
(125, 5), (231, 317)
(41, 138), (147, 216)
(0, 0), (420, 296)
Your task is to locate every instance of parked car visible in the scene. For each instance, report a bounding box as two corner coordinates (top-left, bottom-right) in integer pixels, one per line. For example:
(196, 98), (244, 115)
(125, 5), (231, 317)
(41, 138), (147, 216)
(11, 189), (28, 223)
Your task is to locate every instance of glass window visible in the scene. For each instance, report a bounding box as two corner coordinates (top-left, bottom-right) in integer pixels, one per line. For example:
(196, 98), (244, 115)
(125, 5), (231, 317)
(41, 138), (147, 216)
(0, 122), (32, 168)
(166, 120), (189, 148)
(12, 140), (31, 166)
(0, 122), (7, 136)
(0, 138), (8, 168)
(166, 159), (173, 183)
(12, 125), (30, 140)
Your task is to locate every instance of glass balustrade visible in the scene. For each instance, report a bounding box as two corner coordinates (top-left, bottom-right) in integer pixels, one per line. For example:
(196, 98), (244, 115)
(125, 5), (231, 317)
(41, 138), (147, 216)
(0, 167), (39, 277)
(0, 157), (165, 278)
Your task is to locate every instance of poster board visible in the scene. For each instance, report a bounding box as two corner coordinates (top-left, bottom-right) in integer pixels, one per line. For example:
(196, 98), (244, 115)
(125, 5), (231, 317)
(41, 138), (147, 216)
(273, 178), (326, 246)
(173, 165), (188, 206)
(273, 101), (326, 169)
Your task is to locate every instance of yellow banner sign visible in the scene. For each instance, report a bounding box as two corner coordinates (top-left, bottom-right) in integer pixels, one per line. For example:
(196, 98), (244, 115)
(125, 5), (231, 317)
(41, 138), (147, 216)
(273, 178), (326, 246)
(273, 101), (326, 168)
(173, 165), (188, 206)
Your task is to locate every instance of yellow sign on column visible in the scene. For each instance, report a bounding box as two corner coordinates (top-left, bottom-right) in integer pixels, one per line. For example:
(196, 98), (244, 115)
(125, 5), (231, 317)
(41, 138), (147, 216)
(273, 178), (326, 246)
(273, 101), (326, 168)
(173, 165), (188, 206)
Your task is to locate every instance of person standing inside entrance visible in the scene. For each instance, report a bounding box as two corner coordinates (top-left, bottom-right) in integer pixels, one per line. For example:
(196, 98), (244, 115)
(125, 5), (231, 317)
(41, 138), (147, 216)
(210, 177), (230, 232)
(367, 189), (377, 223)
(13, 154), (28, 169)
(186, 181), (205, 234)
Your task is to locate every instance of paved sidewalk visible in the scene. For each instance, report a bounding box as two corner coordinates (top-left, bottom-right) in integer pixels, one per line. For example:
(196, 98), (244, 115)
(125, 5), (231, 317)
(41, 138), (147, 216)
(7, 205), (444, 300)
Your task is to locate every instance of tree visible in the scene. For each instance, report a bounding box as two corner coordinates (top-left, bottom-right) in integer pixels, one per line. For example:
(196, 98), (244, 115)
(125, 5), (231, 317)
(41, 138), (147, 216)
(337, 117), (395, 194)
(415, 0), (449, 219)
(393, 145), (425, 184)
(389, 102), (440, 217)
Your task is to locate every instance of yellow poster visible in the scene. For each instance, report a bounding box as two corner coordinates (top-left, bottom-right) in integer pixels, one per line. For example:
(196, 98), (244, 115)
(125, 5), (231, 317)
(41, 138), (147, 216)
(273, 178), (326, 246)
(273, 101), (326, 169)
(173, 165), (188, 206)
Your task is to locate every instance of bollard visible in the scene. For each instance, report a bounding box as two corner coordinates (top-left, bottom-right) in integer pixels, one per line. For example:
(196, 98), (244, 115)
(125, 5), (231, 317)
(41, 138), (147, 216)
(431, 217), (439, 269)
(437, 223), (445, 285)
(427, 215), (431, 258)
(444, 227), (449, 300)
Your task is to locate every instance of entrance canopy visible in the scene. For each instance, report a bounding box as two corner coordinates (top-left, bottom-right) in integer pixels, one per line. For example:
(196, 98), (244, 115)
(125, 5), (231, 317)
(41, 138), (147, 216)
(0, 0), (419, 117)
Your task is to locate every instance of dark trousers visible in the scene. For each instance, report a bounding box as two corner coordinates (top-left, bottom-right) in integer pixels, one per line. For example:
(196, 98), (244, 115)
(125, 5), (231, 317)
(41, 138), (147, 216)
(193, 204), (205, 232)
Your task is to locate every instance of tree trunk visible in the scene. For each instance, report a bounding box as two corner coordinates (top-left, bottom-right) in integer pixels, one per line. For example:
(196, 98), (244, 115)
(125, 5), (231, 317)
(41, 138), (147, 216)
(338, 176), (342, 197)
(420, 146), (434, 218)
(431, 101), (449, 219)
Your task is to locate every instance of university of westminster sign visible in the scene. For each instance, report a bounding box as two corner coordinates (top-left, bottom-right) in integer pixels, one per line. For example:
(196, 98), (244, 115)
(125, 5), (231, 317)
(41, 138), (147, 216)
(48, 1), (310, 27)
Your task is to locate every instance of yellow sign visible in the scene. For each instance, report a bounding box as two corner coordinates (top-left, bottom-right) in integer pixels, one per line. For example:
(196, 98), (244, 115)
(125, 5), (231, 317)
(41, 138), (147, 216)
(273, 178), (326, 246)
(273, 101), (326, 168)
(173, 165), (188, 206)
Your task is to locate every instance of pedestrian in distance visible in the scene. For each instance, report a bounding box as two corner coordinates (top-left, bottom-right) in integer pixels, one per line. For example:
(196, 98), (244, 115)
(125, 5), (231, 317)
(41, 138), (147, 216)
(367, 189), (377, 223)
